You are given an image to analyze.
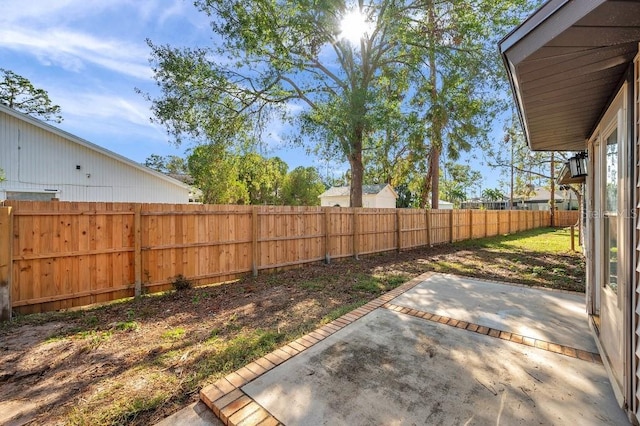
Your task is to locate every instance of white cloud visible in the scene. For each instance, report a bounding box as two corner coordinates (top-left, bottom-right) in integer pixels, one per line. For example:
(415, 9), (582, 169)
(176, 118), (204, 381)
(0, 27), (152, 79)
(0, 0), (167, 25)
(0, 0), (201, 80)
(0, 1), (216, 159)
(0, 0), (102, 23)
(51, 89), (157, 128)
(158, 0), (189, 26)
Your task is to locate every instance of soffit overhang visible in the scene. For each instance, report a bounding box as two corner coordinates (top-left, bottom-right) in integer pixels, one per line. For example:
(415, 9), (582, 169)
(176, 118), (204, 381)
(500, 0), (640, 151)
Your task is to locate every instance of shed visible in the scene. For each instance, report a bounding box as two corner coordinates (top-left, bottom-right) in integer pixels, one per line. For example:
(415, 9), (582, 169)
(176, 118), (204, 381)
(319, 184), (398, 208)
(0, 104), (191, 203)
(436, 200), (454, 210)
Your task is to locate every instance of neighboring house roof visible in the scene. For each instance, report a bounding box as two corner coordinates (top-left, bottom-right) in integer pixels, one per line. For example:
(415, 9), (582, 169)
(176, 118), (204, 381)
(499, 0), (640, 151)
(319, 183), (398, 198)
(524, 187), (568, 202)
(0, 104), (191, 191)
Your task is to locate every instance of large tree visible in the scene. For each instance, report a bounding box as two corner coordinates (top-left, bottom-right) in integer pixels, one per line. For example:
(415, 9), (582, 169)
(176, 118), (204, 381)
(0, 69), (62, 123)
(353, 0), (539, 208)
(407, 0), (539, 208)
(144, 0), (428, 207)
(144, 1), (535, 208)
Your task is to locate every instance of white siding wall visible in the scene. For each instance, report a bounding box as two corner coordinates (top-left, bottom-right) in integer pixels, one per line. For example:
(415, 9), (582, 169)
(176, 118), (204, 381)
(371, 187), (397, 208)
(0, 111), (190, 203)
(320, 195), (350, 207)
(320, 187), (397, 208)
(362, 194), (375, 208)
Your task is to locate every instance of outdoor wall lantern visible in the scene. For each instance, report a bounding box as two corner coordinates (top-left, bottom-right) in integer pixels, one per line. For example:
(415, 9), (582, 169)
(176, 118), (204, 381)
(568, 152), (587, 178)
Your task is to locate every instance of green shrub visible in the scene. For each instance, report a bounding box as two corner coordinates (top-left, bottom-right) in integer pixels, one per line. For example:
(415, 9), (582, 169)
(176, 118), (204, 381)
(171, 274), (192, 291)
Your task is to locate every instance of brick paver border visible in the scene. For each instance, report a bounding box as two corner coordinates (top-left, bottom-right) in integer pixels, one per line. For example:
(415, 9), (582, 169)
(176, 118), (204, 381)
(199, 272), (600, 425)
(381, 302), (602, 364)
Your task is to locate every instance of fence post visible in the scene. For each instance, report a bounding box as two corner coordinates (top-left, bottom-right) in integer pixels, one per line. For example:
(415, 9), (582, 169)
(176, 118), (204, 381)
(353, 209), (359, 260)
(426, 209), (432, 247)
(324, 208), (331, 264)
(396, 210), (402, 252)
(468, 209), (473, 240)
(508, 210), (512, 234)
(134, 204), (142, 297)
(484, 210), (488, 237)
(450, 209), (454, 243)
(0, 206), (13, 321)
(252, 207), (259, 277)
(570, 225), (576, 252)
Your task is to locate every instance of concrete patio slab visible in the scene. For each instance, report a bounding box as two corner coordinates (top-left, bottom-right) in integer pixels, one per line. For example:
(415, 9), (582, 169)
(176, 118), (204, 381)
(167, 272), (628, 425)
(243, 307), (625, 425)
(391, 274), (596, 353)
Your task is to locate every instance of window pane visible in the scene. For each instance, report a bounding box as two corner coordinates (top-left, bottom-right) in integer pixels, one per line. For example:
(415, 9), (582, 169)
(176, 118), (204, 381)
(6, 191), (57, 201)
(603, 127), (618, 294)
(606, 215), (618, 293)
(605, 129), (618, 212)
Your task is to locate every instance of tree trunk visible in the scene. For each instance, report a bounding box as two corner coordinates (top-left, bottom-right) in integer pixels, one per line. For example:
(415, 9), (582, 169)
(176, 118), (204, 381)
(430, 145), (440, 209)
(426, 0), (442, 210)
(419, 152), (432, 209)
(349, 127), (364, 208)
(349, 154), (364, 208)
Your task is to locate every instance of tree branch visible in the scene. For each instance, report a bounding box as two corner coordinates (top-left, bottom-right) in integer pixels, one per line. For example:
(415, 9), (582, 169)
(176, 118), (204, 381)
(279, 75), (317, 109)
(487, 162), (551, 180)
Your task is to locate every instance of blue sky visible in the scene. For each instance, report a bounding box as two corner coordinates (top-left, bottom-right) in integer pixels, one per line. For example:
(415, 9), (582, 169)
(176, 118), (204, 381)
(0, 0), (505, 195)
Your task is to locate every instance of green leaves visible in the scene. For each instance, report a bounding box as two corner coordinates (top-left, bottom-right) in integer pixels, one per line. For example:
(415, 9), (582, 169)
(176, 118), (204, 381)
(0, 68), (63, 123)
(482, 188), (505, 202)
(144, 154), (188, 174)
(185, 147), (324, 205)
(187, 145), (249, 204)
(440, 162), (482, 207)
(145, 0), (542, 207)
(281, 166), (325, 206)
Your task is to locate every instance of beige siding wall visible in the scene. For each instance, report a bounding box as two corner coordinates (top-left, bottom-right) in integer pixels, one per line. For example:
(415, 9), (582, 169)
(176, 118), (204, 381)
(320, 195), (350, 207)
(320, 193), (397, 208)
(369, 188), (396, 208)
(0, 111), (189, 203)
(633, 48), (640, 420)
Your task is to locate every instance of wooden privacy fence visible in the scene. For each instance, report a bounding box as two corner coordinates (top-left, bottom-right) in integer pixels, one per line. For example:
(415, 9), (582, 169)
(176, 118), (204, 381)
(555, 210), (580, 227)
(0, 201), (578, 316)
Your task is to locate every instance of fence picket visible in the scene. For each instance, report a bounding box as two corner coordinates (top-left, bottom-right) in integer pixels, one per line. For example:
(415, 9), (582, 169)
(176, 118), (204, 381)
(0, 200), (578, 315)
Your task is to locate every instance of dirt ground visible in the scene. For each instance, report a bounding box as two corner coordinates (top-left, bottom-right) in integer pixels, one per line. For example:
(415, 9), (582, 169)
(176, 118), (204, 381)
(0, 230), (584, 425)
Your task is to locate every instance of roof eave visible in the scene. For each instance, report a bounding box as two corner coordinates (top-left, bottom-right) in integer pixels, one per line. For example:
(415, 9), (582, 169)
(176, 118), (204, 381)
(499, 0), (611, 151)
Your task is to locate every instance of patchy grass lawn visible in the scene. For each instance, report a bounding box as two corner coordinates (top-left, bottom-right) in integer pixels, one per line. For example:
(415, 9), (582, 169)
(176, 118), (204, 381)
(0, 227), (584, 425)
(427, 227), (585, 291)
